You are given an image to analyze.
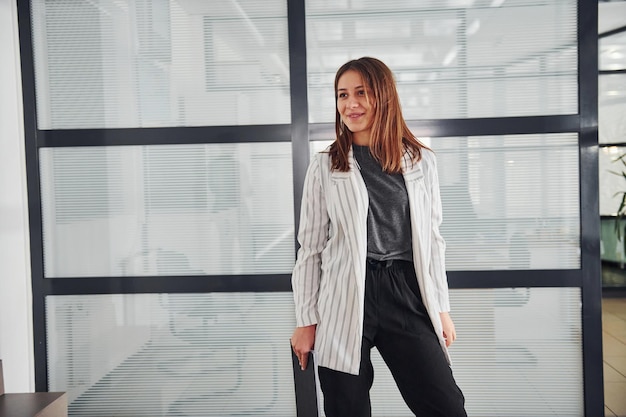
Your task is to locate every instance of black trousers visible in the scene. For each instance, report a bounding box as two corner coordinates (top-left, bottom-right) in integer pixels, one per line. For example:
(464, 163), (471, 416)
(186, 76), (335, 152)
(318, 259), (467, 417)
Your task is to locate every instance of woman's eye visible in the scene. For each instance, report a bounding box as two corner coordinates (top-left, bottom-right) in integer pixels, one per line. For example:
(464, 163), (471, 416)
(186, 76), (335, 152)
(357, 90), (366, 96)
(338, 93), (347, 98)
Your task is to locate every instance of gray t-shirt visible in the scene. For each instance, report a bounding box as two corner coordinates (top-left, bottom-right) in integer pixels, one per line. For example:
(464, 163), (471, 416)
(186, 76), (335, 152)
(352, 145), (413, 262)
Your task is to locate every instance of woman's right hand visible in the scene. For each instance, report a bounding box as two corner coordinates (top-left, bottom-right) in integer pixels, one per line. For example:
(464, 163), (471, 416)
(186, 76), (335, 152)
(291, 324), (317, 370)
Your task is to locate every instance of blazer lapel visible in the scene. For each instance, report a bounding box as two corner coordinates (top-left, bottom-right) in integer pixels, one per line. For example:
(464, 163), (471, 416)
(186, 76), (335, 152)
(402, 151), (429, 279)
(329, 147), (368, 303)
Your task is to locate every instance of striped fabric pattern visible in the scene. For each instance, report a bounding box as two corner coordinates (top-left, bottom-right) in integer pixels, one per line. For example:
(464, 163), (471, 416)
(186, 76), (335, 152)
(292, 147), (451, 374)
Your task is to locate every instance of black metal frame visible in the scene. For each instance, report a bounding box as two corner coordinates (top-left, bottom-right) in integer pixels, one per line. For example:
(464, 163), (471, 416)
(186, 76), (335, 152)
(578, 1), (603, 416)
(16, 0), (47, 392)
(16, 0), (603, 415)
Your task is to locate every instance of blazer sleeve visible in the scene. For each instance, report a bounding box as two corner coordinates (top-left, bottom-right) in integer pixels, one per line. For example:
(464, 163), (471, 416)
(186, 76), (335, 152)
(426, 151), (451, 312)
(292, 155), (330, 327)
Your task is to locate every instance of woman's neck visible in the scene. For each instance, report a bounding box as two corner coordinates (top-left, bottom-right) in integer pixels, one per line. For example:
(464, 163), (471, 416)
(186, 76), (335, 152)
(352, 132), (370, 146)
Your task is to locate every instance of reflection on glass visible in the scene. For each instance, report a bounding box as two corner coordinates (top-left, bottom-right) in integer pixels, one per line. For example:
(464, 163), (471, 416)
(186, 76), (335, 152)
(600, 32), (626, 71)
(600, 217), (626, 288)
(45, 288), (582, 417)
(308, 287), (583, 416)
(46, 293), (297, 417)
(311, 133), (580, 271)
(435, 134), (579, 270)
(40, 143), (295, 277)
(306, 0), (578, 122)
(30, 0), (291, 128)
(599, 145), (626, 216)
(446, 287), (583, 416)
(599, 74), (626, 145)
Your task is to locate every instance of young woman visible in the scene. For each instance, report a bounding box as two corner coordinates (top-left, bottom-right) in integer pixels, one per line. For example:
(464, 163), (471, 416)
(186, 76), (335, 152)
(290, 57), (467, 417)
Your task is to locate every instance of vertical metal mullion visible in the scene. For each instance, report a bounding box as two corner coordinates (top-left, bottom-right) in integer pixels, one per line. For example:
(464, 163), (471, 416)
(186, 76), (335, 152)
(287, 0), (318, 416)
(578, 0), (603, 416)
(288, 0), (310, 233)
(16, 0), (48, 392)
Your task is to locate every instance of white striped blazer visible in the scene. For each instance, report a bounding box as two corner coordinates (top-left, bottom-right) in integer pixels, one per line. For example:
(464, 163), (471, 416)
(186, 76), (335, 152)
(292, 146), (451, 375)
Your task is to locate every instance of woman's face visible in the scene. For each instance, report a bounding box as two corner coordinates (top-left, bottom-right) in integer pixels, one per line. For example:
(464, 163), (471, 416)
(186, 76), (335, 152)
(336, 70), (375, 145)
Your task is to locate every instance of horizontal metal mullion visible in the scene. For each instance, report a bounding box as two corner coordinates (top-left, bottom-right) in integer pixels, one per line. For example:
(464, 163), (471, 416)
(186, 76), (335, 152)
(41, 274), (293, 295)
(39, 116), (580, 147)
(40, 269), (581, 296)
(310, 115), (580, 140)
(599, 142), (626, 148)
(447, 269), (581, 288)
(36, 125), (293, 148)
(599, 69), (626, 75)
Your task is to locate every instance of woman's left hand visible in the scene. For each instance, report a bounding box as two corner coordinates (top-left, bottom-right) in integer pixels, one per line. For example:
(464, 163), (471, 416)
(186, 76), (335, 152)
(440, 312), (457, 347)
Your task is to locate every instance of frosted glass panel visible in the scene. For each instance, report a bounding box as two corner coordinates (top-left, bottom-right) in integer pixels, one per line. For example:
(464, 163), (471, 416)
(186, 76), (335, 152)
(46, 293), (297, 417)
(40, 143), (294, 277)
(450, 288), (582, 416)
(311, 133), (580, 270)
(306, 0), (577, 122)
(434, 134), (579, 270)
(30, 0), (291, 129)
(599, 74), (626, 145)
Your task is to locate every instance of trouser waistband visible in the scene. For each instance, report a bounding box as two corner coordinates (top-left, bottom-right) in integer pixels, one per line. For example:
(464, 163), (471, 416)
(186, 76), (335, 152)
(366, 258), (412, 269)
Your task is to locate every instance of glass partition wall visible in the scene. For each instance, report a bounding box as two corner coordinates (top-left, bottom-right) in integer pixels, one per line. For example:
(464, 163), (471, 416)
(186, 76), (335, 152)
(598, 0), (626, 291)
(18, 0), (602, 416)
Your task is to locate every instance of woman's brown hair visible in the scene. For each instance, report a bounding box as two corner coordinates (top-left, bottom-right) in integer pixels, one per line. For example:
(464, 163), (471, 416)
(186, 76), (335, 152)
(329, 57), (430, 173)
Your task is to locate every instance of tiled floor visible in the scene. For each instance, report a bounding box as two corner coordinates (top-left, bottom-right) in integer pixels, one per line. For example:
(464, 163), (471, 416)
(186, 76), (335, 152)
(603, 295), (626, 417)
